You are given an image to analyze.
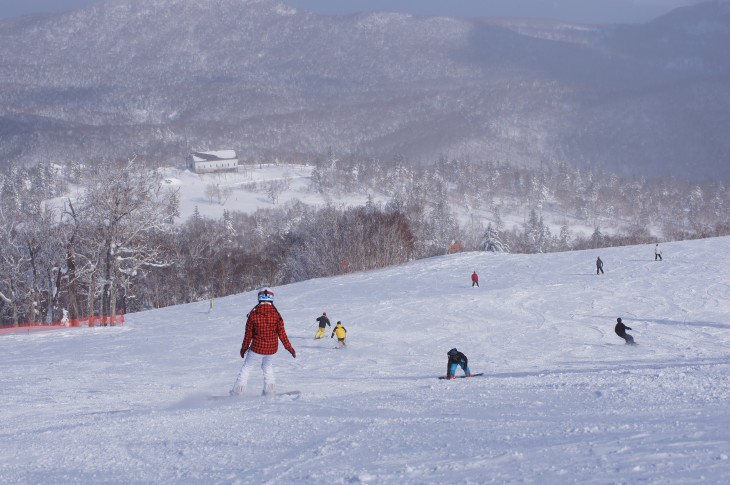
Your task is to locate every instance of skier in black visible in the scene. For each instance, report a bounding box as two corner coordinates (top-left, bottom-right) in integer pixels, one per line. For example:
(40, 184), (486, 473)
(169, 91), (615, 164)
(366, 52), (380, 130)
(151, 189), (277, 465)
(314, 312), (331, 339)
(446, 348), (472, 378)
(596, 257), (604, 275)
(614, 317), (635, 345)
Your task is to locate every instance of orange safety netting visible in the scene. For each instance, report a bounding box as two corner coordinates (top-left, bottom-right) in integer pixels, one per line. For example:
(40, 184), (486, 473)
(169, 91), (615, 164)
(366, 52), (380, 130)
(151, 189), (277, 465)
(0, 314), (125, 335)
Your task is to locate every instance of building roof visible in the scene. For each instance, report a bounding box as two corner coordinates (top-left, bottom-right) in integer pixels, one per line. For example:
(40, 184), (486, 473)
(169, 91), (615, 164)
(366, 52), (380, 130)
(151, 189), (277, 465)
(191, 150), (237, 162)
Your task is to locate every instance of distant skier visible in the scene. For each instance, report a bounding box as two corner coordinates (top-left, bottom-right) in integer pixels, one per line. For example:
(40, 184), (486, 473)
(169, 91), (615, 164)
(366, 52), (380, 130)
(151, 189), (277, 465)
(231, 288), (296, 396)
(331, 321), (347, 347)
(446, 348), (472, 378)
(614, 317), (635, 345)
(471, 271), (479, 287)
(654, 244), (663, 261)
(596, 257), (604, 275)
(314, 311), (331, 339)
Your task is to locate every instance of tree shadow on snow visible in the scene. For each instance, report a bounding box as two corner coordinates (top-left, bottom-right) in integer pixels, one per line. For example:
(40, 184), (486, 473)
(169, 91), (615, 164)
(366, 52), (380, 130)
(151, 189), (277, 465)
(592, 315), (729, 329)
(637, 317), (729, 330)
(487, 357), (729, 379)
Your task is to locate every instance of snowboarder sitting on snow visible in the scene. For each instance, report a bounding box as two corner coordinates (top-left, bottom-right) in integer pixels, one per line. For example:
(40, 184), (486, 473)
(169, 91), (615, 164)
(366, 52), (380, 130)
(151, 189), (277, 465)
(314, 311), (331, 339)
(331, 321), (347, 347)
(446, 348), (471, 378)
(614, 317), (635, 345)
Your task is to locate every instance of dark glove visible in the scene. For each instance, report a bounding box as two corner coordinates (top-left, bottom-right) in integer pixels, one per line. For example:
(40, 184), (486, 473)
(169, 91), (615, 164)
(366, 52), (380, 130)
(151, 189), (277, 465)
(289, 348), (296, 358)
(240, 347), (246, 359)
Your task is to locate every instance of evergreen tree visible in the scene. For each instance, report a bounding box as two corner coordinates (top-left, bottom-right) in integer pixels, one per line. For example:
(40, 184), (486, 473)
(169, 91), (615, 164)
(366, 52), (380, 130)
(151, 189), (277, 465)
(481, 223), (507, 252)
(591, 227), (604, 249)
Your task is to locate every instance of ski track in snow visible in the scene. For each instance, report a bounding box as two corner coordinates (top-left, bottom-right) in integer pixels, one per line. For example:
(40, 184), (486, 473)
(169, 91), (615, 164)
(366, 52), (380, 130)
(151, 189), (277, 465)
(1, 238), (730, 484)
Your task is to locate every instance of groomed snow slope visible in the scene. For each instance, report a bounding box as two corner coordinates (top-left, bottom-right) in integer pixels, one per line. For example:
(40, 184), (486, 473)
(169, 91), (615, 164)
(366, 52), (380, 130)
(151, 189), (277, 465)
(1, 237), (729, 484)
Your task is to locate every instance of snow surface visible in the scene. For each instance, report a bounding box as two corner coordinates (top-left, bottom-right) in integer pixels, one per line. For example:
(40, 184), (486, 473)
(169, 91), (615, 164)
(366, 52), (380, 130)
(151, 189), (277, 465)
(2, 236), (729, 484)
(155, 164), (597, 238)
(158, 164), (381, 222)
(50, 163), (606, 239)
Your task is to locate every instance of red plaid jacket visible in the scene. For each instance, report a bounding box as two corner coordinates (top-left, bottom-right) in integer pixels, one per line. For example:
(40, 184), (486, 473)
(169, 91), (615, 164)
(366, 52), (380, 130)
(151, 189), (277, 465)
(241, 303), (295, 356)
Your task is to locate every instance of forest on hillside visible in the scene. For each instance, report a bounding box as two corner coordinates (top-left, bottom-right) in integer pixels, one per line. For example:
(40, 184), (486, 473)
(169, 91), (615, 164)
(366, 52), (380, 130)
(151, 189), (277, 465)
(2, 0), (729, 180)
(1, 156), (728, 325)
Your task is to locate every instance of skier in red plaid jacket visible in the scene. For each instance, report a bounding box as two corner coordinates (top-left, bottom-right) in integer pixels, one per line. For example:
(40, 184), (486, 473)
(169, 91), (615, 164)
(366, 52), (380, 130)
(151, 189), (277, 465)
(231, 288), (296, 396)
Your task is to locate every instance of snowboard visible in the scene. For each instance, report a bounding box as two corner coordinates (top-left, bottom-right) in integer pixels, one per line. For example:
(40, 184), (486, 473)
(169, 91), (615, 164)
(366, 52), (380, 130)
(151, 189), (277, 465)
(439, 373), (484, 380)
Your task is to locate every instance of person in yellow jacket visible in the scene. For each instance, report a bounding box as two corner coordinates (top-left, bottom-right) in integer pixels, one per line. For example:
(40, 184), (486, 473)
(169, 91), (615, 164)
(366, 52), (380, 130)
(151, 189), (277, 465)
(331, 321), (347, 347)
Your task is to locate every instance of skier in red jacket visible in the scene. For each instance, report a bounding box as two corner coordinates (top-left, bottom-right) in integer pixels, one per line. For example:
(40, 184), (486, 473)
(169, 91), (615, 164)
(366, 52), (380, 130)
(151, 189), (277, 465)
(471, 271), (479, 287)
(231, 288), (296, 396)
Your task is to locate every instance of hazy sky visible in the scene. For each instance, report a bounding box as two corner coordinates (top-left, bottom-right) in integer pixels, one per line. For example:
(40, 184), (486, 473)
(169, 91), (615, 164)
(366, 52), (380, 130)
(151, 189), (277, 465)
(0, 0), (709, 24)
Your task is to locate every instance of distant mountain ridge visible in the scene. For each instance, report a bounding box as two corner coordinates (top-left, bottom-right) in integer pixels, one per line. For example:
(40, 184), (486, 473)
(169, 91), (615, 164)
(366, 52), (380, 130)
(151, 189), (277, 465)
(0, 0), (728, 180)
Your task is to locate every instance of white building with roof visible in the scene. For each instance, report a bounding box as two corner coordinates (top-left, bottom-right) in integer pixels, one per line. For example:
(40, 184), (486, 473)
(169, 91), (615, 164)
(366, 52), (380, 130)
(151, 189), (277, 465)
(186, 150), (238, 174)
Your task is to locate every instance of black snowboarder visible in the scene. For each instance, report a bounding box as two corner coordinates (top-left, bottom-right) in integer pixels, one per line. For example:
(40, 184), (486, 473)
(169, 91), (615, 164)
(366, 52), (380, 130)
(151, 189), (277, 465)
(614, 317), (635, 345)
(446, 348), (472, 378)
(596, 257), (604, 275)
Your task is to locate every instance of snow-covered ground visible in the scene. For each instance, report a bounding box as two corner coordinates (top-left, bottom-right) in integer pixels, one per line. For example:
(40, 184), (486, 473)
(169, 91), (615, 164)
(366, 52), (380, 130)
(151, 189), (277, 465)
(2, 236), (729, 484)
(159, 164), (314, 220)
(49, 163), (620, 240)
(159, 164), (380, 221)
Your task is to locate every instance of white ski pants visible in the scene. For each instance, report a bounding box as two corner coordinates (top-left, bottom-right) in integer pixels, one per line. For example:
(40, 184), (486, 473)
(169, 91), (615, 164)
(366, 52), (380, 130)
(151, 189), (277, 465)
(233, 350), (276, 394)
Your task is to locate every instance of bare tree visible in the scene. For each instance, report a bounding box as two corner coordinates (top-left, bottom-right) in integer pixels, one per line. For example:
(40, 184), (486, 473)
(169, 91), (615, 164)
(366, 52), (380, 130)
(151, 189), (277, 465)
(73, 159), (179, 324)
(0, 214), (27, 325)
(266, 179), (288, 205)
(204, 184), (219, 204)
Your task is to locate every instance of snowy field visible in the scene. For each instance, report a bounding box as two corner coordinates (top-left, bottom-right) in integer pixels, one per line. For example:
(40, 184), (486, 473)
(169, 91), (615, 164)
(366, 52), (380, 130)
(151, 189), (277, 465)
(48, 163), (606, 241)
(1, 237), (729, 484)
(158, 165), (377, 221)
(155, 164), (595, 235)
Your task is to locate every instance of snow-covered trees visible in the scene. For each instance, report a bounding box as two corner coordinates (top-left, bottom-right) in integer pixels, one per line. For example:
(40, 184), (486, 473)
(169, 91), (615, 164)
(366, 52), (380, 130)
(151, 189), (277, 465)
(76, 160), (178, 323)
(481, 223), (507, 252)
(0, 160), (179, 325)
(279, 202), (415, 282)
(0, 210), (28, 325)
(1, 154), (729, 325)
(0, 166), (68, 325)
